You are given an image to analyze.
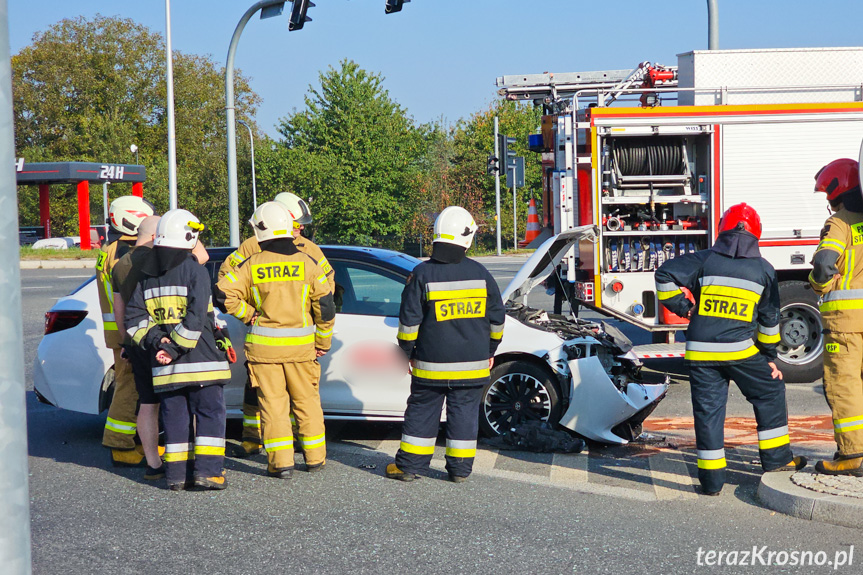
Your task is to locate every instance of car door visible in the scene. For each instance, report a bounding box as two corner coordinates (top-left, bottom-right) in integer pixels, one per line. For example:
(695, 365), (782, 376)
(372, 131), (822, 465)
(318, 259), (412, 416)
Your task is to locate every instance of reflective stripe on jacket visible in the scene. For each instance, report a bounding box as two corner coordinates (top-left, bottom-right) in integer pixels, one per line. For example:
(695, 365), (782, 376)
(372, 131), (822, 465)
(95, 236), (135, 349)
(810, 208), (863, 333)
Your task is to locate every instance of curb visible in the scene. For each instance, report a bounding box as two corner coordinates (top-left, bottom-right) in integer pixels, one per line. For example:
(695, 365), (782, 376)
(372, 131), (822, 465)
(20, 259), (97, 270)
(757, 471), (863, 529)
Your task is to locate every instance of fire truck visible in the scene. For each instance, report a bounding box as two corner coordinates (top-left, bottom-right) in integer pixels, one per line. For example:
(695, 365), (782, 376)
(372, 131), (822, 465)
(497, 47), (863, 383)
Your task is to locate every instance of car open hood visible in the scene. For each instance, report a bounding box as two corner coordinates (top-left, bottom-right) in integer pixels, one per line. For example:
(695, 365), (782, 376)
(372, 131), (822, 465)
(501, 225), (598, 303)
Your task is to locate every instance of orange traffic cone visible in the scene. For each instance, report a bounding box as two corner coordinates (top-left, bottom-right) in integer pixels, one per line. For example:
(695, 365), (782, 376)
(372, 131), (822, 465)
(519, 197), (541, 247)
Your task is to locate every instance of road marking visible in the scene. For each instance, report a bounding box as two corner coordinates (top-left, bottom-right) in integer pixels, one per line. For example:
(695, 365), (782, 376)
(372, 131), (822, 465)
(649, 451), (698, 501)
(22, 286), (51, 290)
(550, 452), (589, 483)
(57, 275), (92, 279)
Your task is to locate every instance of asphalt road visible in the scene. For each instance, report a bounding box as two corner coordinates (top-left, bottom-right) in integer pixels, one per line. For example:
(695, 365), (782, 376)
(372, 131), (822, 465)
(21, 262), (851, 575)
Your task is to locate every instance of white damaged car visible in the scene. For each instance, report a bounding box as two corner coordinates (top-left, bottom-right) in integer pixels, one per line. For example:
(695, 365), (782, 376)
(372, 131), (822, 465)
(34, 227), (667, 444)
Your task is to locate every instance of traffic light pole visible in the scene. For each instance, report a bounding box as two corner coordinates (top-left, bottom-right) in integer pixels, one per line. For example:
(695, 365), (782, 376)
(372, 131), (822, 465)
(0, 1), (33, 571)
(511, 164), (517, 250)
(494, 116), (502, 256)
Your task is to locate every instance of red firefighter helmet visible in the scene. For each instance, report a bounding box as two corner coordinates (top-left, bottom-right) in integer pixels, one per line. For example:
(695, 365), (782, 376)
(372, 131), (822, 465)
(718, 203), (762, 239)
(814, 158), (860, 201)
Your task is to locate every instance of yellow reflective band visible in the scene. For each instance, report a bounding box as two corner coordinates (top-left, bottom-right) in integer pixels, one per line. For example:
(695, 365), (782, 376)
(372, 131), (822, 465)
(152, 369), (232, 388)
(264, 436), (294, 452)
(397, 331), (418, 341)
(164, 451), (193, 462)
(818, 239), (846, 253)
(246, 333), (316, 346)
(231, 300), (248, 321)
(844, 249), (855, 291)
(103, 321), (118, 331)
(820, 299), (863, 312)
(243, 417), (261, 428)
(701, 284), (761, 303)
(434, 298), (486, 321)
(808, 270), (832, 289)
(301, 284), (310, 327)
(320, 259), (332, 275)
(226, 272), (238, 284)
(435, 233), (455, 240)
(758, 435), (790, 450)
(657, 288), (683, 301)
(490, 331), (503, 340)
(757, 332), (781, 345)
(697, 457), (727, 470)
(697, 295), (755, 322)
(445, 447), (477, 458)
(227, 251), (245, 267)
(316, 328), (333, 338)
(194, 445), (226, 456)
(251, 286), (262, 310)
(317, 274), (328, 285)
(105, 417), (137, 435)
(427, 288), (487, 301)
(837, 423), (863, 433)
(145, 295), (187, 325)
(400, 441), (436, 455)
(170, 330), (199, 349)
(684, 346), (759, 362)
(413, 368), (490, 380)
(251, 262), (305, 284)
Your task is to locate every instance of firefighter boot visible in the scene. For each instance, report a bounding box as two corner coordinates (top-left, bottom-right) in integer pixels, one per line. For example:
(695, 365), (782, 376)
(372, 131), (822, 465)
(267, 464), (294, 480)
(194, 475), (228, 490)
(815, 456), (863, 476)
(764, 456), (808, 473)
(111, 448), (145, 467)
(241, 441), (262, 456)
(306, 460), (325, 473)
(386, 463), (420, 482)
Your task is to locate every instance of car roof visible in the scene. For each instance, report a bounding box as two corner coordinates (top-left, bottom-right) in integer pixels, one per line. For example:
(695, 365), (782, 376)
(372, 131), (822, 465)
(210, 244), (420, 275)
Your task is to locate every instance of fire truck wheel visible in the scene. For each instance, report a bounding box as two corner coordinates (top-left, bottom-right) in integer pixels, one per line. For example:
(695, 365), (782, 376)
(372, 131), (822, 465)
(479, 361), (562, 437)
(775, 281), (823, 384)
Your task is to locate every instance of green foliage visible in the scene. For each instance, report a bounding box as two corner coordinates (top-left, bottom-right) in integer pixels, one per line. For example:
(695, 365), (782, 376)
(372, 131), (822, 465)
(13, 15), (261, 245)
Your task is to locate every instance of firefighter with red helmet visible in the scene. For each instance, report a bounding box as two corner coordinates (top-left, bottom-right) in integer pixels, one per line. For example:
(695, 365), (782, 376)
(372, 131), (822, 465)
(810, 158), (863, 476)
(655, 203), (806, 495)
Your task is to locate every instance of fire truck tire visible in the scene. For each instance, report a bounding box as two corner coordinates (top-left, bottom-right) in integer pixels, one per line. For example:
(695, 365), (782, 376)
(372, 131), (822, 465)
(775, 281), (823, 384)
(479, 361), (562, 437)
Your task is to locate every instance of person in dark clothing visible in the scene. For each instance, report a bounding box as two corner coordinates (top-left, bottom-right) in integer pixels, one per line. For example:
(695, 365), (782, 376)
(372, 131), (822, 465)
(655, 203), (806, 496)
(386, 206), (506, 483)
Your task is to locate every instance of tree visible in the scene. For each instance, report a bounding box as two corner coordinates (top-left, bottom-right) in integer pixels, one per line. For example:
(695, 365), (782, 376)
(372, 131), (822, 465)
(259, 59), (430, 246)
(13, 15), (261, 245)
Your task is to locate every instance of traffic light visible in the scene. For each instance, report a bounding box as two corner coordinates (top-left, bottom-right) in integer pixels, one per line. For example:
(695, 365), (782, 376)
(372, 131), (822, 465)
(487, 154), (500, 175)
(289, 0), (314, 31)
(385, 0), (411, 14)
(498, 135), (516, 169)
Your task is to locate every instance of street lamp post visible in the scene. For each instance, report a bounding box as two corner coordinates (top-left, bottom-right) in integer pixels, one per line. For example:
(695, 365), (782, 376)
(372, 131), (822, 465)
(130, 144), (139, 165)
(165, 0), (178, 210)
(237, 119), (258, 211)
(225, 0), (286, 248)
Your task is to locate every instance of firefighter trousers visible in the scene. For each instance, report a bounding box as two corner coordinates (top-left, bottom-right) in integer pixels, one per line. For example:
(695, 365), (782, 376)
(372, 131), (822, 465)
(159, 384), (226, 485)
(248, 360), (325, 470)
(395, 381), (485, 478)
(102, 348), (139, 450)
(241, 362), (316, 443)
(689, 355), (793, 493)
(822, 332), (863, 456)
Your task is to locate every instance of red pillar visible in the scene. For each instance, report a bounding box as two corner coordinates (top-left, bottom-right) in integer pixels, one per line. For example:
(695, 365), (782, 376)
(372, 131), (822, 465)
(131, 182), (143, 197)
(77, 181), (91, 250)
(38, 184), (51, 238)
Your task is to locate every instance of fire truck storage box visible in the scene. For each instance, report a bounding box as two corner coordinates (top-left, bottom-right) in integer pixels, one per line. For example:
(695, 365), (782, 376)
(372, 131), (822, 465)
(677, 47), (863, 106)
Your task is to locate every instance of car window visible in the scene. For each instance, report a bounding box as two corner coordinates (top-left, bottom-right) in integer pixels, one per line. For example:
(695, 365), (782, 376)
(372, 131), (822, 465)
(330, 261), (405, 317)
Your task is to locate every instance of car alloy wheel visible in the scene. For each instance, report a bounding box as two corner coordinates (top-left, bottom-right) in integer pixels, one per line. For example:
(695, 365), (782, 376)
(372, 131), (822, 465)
(480, 361), (561, 437)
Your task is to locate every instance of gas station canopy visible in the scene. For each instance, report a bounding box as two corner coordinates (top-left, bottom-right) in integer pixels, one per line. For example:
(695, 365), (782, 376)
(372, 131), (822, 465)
(16, 161), (147, 250)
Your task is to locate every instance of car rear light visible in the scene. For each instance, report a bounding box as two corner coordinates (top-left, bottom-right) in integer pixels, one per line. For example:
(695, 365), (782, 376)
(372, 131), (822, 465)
(45, 310), (88, 335)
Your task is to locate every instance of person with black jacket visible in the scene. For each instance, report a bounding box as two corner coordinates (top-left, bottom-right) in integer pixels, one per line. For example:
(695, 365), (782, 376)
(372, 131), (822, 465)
(386, 207), (506, 483)
(655, 203), (806, 496)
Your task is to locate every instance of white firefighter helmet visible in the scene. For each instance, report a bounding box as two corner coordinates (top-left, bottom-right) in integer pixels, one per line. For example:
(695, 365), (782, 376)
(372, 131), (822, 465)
(154, 209), (204, 250)
(274, 192), (313, 225)
(108, 195), (155, 236)
(250, 201), (293, 243)
(433, 206), (478, 249)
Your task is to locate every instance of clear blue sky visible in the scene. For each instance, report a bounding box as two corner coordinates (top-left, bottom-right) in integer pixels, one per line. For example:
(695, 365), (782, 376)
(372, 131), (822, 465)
(9, 1), (863, 139)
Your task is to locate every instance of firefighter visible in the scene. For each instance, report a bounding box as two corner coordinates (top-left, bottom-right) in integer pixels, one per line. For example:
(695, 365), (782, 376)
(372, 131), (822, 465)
(110, 215), (164, 479)
(125, 209), (232, 491)
(217, 202), (335, 479)
(655, 203), (806, 495)
(386, 206), (506, 483)
(217, 192), (334, 456)
(809, 158), (863, 476)
(97, 195), (155, 467)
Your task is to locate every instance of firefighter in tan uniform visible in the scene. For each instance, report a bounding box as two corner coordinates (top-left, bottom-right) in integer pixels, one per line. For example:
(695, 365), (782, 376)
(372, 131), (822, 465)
(810, 158), (863, 476)
(217, 192), (334, 456)
(218, 202), (336, 478)
(97, 195), (155, 466)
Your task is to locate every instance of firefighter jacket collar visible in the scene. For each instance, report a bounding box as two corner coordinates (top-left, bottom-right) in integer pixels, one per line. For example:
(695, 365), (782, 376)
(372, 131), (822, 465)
(141, 247), (192, 276)
(711, 230), (761, 259)
(430, 242), (466, 264)
(840, 187), (863, 213)
(261, 237), (299, 256)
